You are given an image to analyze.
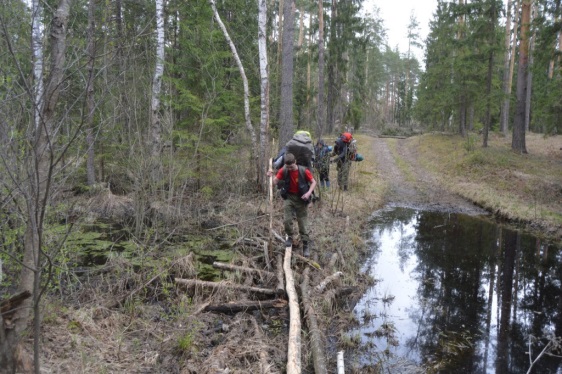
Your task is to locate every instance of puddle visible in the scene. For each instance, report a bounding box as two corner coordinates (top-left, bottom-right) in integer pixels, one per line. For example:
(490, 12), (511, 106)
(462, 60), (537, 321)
(350, 207), (562, 373)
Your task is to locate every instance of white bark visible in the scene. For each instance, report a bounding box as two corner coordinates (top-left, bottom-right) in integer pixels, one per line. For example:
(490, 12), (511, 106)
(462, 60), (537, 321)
(284, 246), (301, 373)
(258, 0), (270, 189)
(32, 0), (44, 131)
(337, 351), (345, 374)
(150, 0), (165, 158)
(209, 0), (258, 169)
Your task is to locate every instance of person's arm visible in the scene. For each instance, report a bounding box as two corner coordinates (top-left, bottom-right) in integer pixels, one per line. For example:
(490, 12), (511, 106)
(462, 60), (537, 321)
(331, 145), (346, 163)
(267, 167), (283, 185)
(301, 171), (317, 201)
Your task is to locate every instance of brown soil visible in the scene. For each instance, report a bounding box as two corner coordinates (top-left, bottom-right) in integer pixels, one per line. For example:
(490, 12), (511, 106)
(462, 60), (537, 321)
(371, 136), (488, 215)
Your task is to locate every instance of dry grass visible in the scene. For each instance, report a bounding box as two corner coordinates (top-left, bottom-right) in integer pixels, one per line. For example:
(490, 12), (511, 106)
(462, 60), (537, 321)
(412, 132), (562, 239)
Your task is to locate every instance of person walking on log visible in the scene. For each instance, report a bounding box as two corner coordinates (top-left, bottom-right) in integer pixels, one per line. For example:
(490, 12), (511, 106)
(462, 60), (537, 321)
(268, 153), (316, 257)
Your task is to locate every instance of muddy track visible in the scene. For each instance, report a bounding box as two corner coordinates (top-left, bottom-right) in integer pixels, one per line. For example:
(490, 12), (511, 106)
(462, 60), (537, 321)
(372, 137), (487, 215)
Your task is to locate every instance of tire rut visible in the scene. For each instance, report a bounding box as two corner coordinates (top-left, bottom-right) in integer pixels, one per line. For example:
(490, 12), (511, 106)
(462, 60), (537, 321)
(372, 137), (486, 215)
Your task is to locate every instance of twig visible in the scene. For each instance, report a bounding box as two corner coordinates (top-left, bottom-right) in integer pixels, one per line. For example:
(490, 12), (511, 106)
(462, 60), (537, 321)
(205, 214), (272, 230)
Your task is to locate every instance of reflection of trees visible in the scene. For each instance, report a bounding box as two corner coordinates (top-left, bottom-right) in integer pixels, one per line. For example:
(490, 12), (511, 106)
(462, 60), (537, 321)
(409, 211), (497, 372)
(507, 233), (562, 373)
(362, 207), (562, 373)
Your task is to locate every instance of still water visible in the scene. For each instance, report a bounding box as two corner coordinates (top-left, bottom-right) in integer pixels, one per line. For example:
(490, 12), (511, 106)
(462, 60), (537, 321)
(350, 207), (562, 373)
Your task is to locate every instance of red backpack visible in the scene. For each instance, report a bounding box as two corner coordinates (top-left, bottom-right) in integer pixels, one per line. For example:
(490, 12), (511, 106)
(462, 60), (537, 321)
(341, 132), (353, 143)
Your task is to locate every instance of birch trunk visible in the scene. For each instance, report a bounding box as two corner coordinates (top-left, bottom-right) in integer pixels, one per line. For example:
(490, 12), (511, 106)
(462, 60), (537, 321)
(258, 0), (269, 190)
(210, 0), (258, 171)
(150, 0), (165, 159)
(12, 2), (72, 372)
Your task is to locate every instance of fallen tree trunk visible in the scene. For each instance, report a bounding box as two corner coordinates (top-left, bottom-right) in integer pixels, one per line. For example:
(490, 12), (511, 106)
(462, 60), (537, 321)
(203, 299), (287, 313)
(175, 278), (277, 296)
(212, 261), (275, 280)
(315, 271), (343, 293)
(284, 245), (301, 373)
(276, 254), (285, 296)
(300, 268), (327, 374)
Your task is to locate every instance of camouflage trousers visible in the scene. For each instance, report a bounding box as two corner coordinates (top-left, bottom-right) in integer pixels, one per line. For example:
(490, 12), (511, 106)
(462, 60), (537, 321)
(283, 193), (309, 243)
(336, 161), (351, 189)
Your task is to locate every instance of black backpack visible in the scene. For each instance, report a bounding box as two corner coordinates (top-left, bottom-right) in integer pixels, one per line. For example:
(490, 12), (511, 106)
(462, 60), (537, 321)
(278, 165), (311, 203)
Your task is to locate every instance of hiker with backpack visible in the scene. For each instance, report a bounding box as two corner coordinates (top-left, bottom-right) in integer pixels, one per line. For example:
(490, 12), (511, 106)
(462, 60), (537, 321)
(267, 153), (317, 257)
(314, 139), (331, 190)
(330, 132), (355, 191)
(272, 130), (315, 170)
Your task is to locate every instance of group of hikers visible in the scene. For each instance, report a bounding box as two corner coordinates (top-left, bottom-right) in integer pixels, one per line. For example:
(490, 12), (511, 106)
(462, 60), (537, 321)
(267, 130), (362, 257)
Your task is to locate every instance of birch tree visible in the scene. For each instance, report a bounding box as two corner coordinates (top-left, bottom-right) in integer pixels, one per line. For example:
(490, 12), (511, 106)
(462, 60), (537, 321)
(209, 0), (258, 174)
(150, 0), (165, 159)
(258, 0), (270, 189)
(0, 0), (72, 371)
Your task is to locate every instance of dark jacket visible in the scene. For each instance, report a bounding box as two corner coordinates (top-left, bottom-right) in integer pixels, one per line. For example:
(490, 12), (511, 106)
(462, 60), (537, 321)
(332, 137), (350, 164)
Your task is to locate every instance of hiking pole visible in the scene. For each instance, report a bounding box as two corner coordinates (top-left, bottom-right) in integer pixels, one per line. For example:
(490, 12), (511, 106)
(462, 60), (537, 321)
(268, 152), (274, 271)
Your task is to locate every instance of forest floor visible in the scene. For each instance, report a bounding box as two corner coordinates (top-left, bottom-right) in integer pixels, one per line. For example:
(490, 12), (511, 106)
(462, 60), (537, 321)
(32, 131), (562, 373)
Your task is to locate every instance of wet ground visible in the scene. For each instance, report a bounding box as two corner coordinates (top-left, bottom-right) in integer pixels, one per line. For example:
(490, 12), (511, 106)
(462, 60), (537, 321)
(348, 138), (562, 373)
(351, 207), (562, 373)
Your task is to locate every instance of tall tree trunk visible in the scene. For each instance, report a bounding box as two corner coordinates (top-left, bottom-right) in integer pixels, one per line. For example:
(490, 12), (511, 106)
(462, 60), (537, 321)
(150, 0), (165, 160)
(86, 0), (96, 186)
(306, 13), (312, 128)
(9, 1), (72, 373)
(297, 3), (304, 50)
(317, 0), (325, 139)
(500, 0), (514, 135)
(483, 0), (498, 148)
(524, 2), (536, 133)
(279, 0), (295, 146)
(512, 0), (531, 154)
(277, 0), (285, 67)
(326, 0), (337, 133)
(258, 0), (269, 190)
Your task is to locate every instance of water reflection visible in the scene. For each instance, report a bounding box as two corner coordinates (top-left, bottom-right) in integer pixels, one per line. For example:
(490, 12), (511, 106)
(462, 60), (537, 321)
(351, 207), (562, 373)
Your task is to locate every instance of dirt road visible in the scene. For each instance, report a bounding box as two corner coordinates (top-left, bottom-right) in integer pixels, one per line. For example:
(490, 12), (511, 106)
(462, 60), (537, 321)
(371, 136), (487, 215)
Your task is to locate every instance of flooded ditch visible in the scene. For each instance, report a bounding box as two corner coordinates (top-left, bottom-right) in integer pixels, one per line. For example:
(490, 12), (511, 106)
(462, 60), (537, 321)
(349, 207), (562, 373)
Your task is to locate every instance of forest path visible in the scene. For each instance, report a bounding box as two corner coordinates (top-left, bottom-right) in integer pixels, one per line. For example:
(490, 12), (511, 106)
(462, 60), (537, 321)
(370, 136), (487, 215)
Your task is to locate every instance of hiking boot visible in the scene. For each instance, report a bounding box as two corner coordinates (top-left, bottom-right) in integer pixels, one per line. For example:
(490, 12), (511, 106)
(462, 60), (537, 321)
(303, 241), (310, 257)
(285, 237), (293, 247)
